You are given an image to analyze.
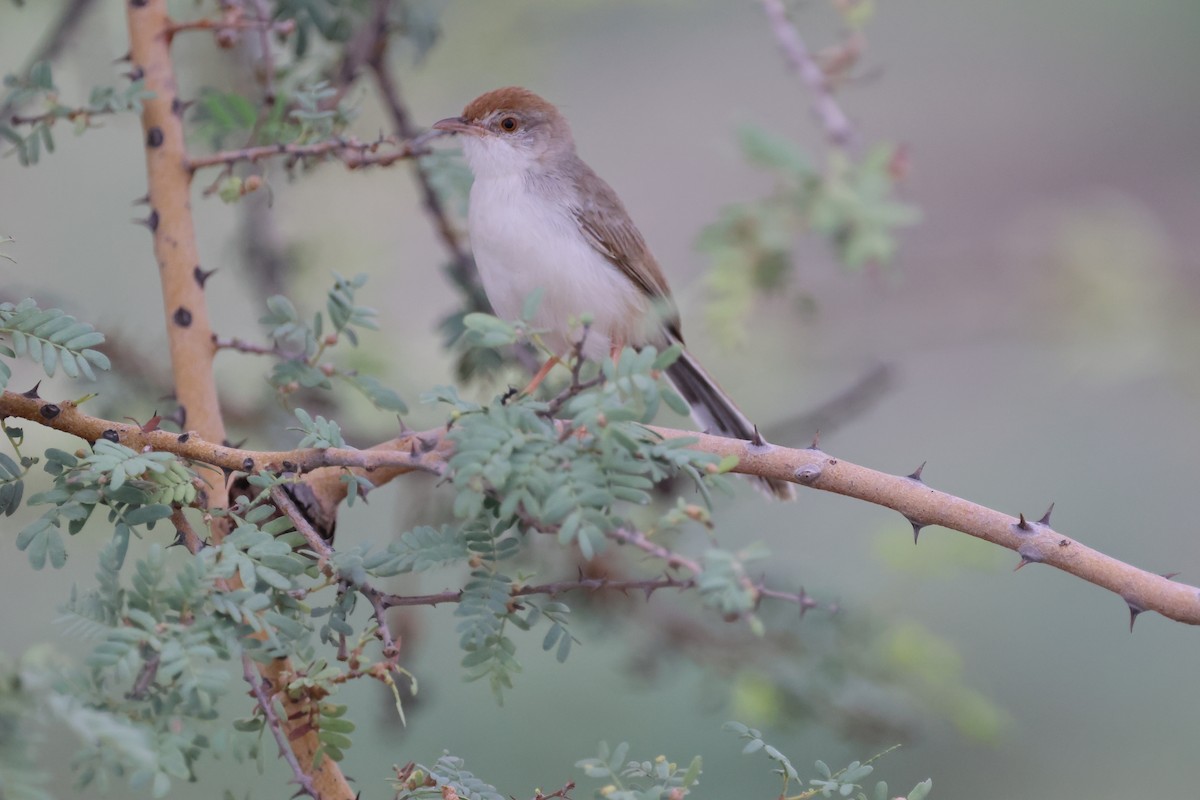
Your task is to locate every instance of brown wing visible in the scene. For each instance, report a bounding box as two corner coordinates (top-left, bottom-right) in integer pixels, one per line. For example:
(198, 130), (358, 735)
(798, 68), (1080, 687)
(569, 160), (683, 340)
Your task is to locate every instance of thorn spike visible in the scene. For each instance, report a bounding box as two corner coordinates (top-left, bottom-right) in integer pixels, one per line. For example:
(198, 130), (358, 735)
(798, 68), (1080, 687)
(809, 429), (821, 450)
(1038, 502), (1055, 526)
(1017, 513), (1031, 531)
(907, 461), (926, 482)
(750, 424), (765, 447)
(1014, 556), (1033, 572)
(1161, 572), (1180, 581)
(1127, 602), (1144, 632)
(21, 381), (41, 399)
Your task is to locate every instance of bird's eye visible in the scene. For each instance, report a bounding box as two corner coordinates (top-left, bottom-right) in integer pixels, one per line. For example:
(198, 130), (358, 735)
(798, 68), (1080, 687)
(499, 116), (519, 132)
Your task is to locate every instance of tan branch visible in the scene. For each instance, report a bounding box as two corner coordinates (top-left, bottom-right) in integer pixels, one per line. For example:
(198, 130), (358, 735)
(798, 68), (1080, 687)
(5, 386), (1195, 629)
(0, 390), (447, 479)
(126, 0), (227, 497)
(644, 425), (1200, 628)
(124, 3), (354, 796)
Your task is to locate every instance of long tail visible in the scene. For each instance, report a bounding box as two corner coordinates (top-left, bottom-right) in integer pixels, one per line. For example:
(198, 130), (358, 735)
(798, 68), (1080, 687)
(664, 344), (795, 500)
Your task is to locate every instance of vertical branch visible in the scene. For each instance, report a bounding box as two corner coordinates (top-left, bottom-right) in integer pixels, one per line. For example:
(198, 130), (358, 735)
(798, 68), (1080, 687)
(124, 3), (354, 797)
(125, 0), (227, 483)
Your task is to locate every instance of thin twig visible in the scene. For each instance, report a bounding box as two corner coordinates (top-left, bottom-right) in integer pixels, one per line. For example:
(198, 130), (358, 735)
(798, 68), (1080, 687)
(272, 486), (404, 662)
(186, 135), (427, 172)
(607, 527), (704, 575)
(167, 14), (295, 37)
(379, 574), (695, 610)
(126, 649), (161, 700)
(241, 653), (320, 800)
(361, 3), (470, 265)
(245, 0), (277, 103)
(532, 782), (576, 800)
(543, 327), (604, 417)
(213, 336), (280, 356)
(8, 105), (114, 128)
(761, 0), (855, 147)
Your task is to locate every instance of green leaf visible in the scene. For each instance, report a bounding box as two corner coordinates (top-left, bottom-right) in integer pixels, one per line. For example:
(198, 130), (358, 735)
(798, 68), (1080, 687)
(907, 779), (933, 800)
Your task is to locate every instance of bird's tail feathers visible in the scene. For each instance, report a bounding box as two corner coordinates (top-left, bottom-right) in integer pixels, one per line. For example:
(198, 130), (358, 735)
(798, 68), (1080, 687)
(664, 343), (795, 500)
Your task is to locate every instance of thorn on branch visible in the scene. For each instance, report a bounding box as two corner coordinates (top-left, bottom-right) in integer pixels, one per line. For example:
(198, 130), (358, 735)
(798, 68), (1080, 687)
(1015, 513), (1031, 532)
(21, 382), (41, 399)
(907, 518), (925, 544)
(1038, 502), (1055, 526)
(907, 461), (926, 482)
(1014, 546), (1042, 571)
(1126, 600), (1145, 632)
(134, 210), (159, 231)
(194, 265), (217, 287)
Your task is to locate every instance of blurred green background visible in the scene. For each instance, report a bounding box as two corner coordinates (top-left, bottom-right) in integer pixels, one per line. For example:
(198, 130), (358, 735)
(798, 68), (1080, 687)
(2, 0), (1200, 797)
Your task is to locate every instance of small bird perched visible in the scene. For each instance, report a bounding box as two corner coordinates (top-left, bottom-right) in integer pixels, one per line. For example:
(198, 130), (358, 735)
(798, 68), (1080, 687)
(432, 87), (794, 499)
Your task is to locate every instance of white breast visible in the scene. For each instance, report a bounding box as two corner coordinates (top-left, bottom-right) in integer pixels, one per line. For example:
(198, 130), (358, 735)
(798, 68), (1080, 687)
(467, 174), (648, 361)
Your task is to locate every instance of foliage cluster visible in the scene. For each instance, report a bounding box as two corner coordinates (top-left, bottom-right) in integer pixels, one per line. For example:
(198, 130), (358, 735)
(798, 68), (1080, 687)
(0, 1), (935, 798)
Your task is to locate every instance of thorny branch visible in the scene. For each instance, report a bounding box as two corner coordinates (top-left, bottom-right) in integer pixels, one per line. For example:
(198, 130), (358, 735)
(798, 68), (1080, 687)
(4, 386), (1197, 627)
(124, 2), (354, 795)
(0, 389), (448, 479)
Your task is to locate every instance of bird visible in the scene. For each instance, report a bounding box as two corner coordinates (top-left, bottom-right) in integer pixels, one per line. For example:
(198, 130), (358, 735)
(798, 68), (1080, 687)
(431, 87), (794, 499)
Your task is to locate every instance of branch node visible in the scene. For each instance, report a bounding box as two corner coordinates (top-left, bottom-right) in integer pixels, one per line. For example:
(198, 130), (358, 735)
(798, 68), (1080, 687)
(794, 462), (823, 484)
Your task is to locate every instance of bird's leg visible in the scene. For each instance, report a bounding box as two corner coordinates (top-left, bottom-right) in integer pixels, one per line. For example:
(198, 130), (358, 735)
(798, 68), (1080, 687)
(521, 355), (562, 396)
